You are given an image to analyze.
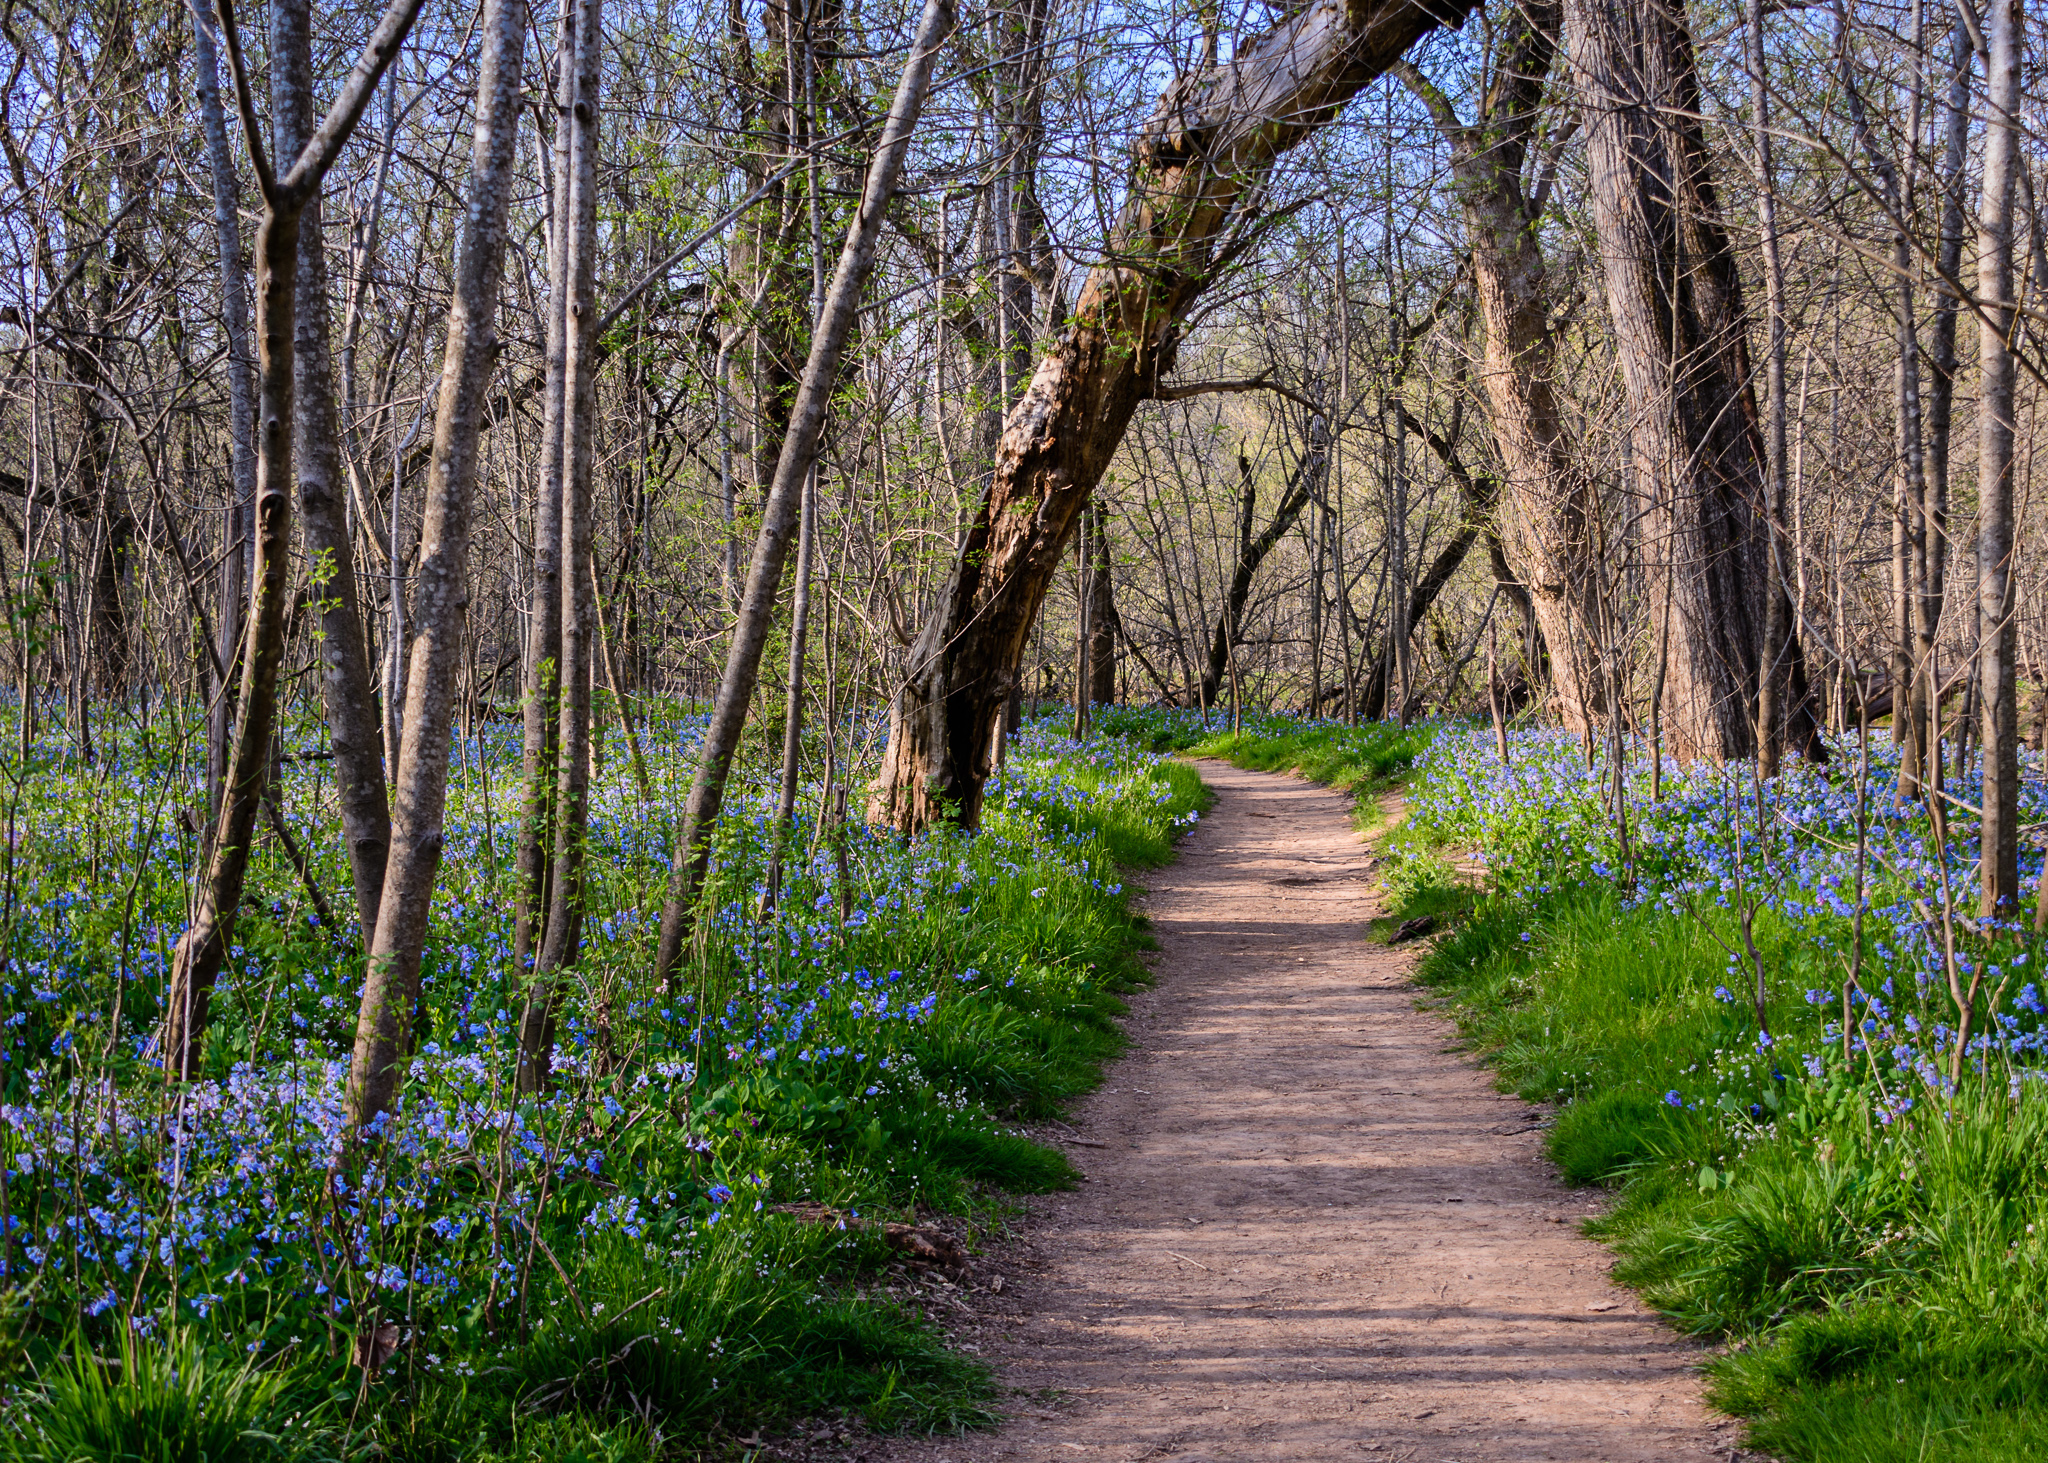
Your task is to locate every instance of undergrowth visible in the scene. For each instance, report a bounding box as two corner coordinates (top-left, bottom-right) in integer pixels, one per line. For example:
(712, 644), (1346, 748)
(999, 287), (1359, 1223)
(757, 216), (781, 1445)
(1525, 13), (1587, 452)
(0, 708), (1205, 1459)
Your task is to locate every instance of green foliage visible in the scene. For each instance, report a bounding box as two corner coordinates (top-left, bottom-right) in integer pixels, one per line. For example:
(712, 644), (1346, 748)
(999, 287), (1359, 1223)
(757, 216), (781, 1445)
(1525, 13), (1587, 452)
(1406, 822), (2048, 1461)
(379, 1225), (991, 1462)
(0, 1329), (343, 1463)
(1101, 707), (2048, 1462)
(0, 711), (1205, 1459)
(1186, 717), (1429, 804)
(1090, 707), (1431, 794)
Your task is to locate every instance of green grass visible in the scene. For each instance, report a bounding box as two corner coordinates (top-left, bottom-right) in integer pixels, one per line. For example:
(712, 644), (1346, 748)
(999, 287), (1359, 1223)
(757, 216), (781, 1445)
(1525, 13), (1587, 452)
(1406, 867), (2048, 1462)
(378, 1223), (994, 1462)
(1090, 705), (1429, 830)
(0, 712), (1207, 1459)
(0, 1327), (346, 1463)
(1184, 720), (1428, 800)
(1094, 708), (2048, 1461)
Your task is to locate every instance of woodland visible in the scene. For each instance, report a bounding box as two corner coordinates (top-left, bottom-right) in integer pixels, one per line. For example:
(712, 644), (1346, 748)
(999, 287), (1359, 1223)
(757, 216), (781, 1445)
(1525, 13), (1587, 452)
(3, 0), (2048, 1453)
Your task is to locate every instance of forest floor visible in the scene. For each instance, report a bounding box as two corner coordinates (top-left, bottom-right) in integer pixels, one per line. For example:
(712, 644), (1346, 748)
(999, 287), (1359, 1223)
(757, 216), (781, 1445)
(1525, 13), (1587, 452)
(839, 760), (1744, 1463)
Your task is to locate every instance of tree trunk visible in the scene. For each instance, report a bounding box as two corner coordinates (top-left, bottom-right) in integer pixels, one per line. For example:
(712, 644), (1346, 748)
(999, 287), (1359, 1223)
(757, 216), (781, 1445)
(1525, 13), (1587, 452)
(348, 0), (526, 1127)
(1086, 505), (1115, 704)
(513, 0), (581, 982)
(876, 0), (1480, 831)
(764, 20), (831, 907)
(273, 0), (393, 945)
(189, 0), (257, 828)
(1566, 0), (1804, 763)
(1747, 0), (1791, 777)
(1394, 6), (1602, 740)
(166, 203), (303, 1081)
(1834, 0), (1929, 790)
(726, 0), (809, 507)
(1977, 0), (2021, 914)
(1923, 18), (1969, 788)
(518, 0), (603, 1092)
(650, 0), (957, 988)
(1071, 526), (1092, 735)
(164, 0), (425, 1079)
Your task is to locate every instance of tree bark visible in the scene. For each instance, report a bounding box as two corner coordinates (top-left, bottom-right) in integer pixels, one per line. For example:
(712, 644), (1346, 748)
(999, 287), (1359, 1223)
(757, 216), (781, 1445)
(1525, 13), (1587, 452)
(1393, 9), (1600, 736)
(1085, 504), (1116, 704)
(513, 0), (581, 983)
(518, 0), (603, 1091)
(764, 463), (817, 901)
(1566, 0), (1805, 763)
(272, 0), (393, 945)
(726, 0), (809, 506)
(1977, 0), (2020, 914)
(764, 17), (830, 907)
(1834, 0), (1928, 790)
(1746, 0), (1791, 777)
(1923, 18), (1969, 787)
(876, 0), (1480, 831)
(164, 0), (426, 1080)
(650, 0), (957, 988)
(349, 0), (527, 1127)
(188, 0), (257, 828)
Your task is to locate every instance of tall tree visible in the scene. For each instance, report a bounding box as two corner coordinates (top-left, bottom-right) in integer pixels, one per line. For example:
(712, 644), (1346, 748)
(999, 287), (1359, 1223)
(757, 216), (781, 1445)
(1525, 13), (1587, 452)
(1976, 0), (2021, 914)
(513, 0), (599, 1009)
(1834, 0), (1929, 792)
(874, 0), (1483, 832)
(349, 0), (528, 1128)
(273, 0), (394, 944)
(518, 0), (604, 1091)
(1393, 0), (1603, 739)
(650, 0), (959, 987)
(187, 0), (257, 827)
(1746, 0), (1793, 777)
(1565, 0), (1811, 763)
(164, 0), (427, 1079)
(1921, 18), (1971, 787)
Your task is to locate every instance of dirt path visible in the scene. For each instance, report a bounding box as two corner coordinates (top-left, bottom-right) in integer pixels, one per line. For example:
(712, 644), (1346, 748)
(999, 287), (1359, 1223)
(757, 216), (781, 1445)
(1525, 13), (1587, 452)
(864, 761), (1736, 1463)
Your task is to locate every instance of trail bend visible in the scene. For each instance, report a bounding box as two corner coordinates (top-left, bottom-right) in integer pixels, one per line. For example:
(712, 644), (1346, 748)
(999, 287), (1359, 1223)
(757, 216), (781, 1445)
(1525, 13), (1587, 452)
(863, 759), (1734, 1463)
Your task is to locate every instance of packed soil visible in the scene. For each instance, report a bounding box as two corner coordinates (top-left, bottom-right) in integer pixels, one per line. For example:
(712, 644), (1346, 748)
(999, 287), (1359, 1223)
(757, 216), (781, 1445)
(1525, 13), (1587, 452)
(849, 760), (1745, 1462)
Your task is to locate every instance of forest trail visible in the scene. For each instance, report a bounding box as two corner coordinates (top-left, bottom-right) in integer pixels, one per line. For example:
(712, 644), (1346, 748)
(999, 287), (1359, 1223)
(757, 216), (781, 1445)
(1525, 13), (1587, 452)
(860, 761), (1738, 1463)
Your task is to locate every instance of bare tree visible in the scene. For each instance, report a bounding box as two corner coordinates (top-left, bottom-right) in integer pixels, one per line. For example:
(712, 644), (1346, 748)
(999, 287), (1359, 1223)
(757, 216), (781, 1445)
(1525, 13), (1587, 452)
(513, 0), (598, 1002)
(1200, 431), (1325, 710)
(1977, 0), (2022, 914)
(187, 0), (256, 828)
(274, 0), (394, 943)
(1393, 0), (1599, 735)
(518, 0), (604, 1091)
(651, 0), (958, 987)
(1566, 0), (1810, 764)
(164, 0), (428, 1079)
(347, 0), (528, 1128)
(875, 0), (1482, 833)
